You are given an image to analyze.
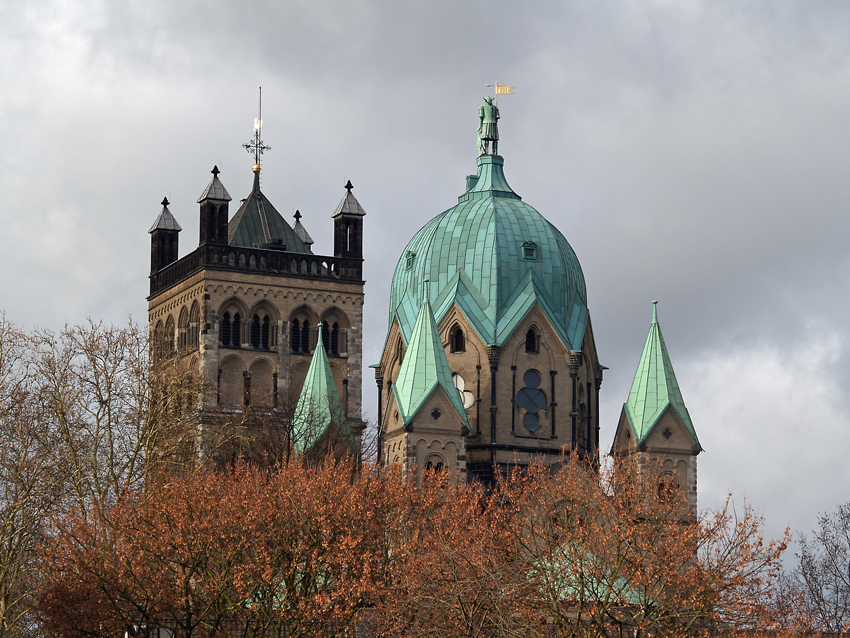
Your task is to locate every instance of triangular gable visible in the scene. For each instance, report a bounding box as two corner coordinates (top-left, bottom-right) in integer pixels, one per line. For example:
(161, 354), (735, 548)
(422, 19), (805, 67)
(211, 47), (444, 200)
(392, 300), (470, 431)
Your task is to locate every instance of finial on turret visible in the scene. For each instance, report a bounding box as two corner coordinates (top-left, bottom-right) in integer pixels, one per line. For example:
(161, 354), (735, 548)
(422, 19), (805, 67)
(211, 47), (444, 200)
(211, 165), (220, 176)
(345, 180), (354, 192)
(294, 209), (302, 221)
(652, 300), (659, 324)
(243, 87), (271, 171)
(161, 197), (169, 207)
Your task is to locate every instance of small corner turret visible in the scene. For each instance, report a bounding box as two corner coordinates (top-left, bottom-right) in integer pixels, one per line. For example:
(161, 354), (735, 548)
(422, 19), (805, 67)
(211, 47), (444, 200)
(149, 197), (181, 274)
(332, 180), (366, 280)
(197, 165), (232, 246)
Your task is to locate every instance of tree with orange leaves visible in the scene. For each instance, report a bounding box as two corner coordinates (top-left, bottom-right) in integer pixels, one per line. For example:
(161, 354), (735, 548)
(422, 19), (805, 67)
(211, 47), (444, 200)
(37, 461), (404, 638)
(510, 456), (788, 637)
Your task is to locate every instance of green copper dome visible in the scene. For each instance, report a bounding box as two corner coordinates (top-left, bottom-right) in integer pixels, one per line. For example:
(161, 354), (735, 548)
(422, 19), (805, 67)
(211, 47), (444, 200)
(389, 154), (588, 350)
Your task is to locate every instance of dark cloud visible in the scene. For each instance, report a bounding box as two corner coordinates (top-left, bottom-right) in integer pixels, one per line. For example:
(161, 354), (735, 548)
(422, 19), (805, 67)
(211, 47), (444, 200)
(1, 0), (849, 547)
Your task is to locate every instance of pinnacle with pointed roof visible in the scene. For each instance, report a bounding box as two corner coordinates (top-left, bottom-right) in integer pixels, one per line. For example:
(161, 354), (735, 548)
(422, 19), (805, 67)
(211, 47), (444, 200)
(291, 324), (353, 455)
(623, 302), (701, 450)
(332, 181), (367, 218)
(148, 197), (182, 233)
(197, 165), (232, 203)
(292, 210), (314, 246)
(392, 299), (470, 431)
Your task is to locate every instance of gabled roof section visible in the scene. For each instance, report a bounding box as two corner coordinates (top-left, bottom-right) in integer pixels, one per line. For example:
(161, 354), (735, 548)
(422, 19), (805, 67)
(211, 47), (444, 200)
(392, 299), (470, 431)
(228, 179), (311, 253)
(291, 325), (353, 455)
(197, 166), (232, 202)
(623, 302), (701, 450)
(292, 210), (314, 246)
(332, 181), (367, 217)
(148, 197), (182, 232)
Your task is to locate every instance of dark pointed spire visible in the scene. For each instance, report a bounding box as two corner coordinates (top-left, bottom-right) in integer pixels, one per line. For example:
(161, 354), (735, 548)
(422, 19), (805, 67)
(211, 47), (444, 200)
(197, 166), (232, 203)
(149, 197), (182, 233)
(293, 209), (314, 247)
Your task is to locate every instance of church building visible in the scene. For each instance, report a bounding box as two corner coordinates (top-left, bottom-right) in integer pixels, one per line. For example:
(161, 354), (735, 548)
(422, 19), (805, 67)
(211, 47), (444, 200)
(375, 97), (701, 497)
(145, 96), (700, 504)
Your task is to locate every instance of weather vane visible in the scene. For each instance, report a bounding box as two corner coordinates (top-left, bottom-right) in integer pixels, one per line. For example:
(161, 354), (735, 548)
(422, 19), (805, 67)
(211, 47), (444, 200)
(486, 83), (516, 103)
(243, 87), (271, 172)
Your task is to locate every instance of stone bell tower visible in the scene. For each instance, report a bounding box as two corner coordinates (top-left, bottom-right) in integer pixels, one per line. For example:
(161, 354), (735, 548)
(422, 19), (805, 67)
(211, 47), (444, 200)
(147, 108), (366, 462)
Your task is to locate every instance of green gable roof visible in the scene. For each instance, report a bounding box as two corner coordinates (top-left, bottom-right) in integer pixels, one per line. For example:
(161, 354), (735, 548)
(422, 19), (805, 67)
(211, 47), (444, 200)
(623, 302), (701, 450)
(392, 299), (470, 431)
(228, 173), (311, 253)
(291, 325), (353, 455)
(388, 154), (588, 351)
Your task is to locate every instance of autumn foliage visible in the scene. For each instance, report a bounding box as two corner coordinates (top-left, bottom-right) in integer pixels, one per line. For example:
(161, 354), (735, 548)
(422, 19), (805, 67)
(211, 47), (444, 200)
(33, 455), (793, 638)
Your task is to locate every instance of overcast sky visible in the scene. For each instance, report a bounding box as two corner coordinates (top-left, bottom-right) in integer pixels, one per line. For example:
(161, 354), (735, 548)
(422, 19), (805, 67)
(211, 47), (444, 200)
(2, 0), (849, 549)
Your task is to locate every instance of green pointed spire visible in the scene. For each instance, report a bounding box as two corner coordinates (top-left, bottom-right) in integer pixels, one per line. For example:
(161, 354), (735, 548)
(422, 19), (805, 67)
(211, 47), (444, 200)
(623, 302), (701, 450)
(291, 324), (352, 454)
(392, 299), (470, 430)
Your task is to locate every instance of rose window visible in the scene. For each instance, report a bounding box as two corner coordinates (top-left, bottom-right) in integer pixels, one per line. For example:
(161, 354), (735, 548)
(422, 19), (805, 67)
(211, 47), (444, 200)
(516, 370), (547, 432)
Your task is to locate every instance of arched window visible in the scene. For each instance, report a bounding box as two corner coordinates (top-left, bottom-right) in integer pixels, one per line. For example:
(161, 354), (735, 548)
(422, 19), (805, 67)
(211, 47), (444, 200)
(450, 325), (465, 353)
(178, 308), (189, 351)
(525, 328), (539, 353)
(164, 316), (175, 356)
(397, 338), (404, 365)
(424, 455), (446, 472)
(188, 303), (200, 351)
(153, 321), (165, 360)
(221, 312), (241, 348)
(251, 314), (270, 349)
(330, 322), (340, 355)
(300, 320), (310, 353)
(291, 319), (301, 352)
(222, 312), (232, 347)
(321, 321), (330, 352)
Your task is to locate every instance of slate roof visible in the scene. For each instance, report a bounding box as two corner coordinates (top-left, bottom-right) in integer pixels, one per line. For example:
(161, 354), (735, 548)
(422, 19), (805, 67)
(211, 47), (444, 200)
(623, 302), (701, 450)
(148, 197), (182, 232)
(332, 181), (367, 217)
(388, 154), (587, 350)
(227, 178), (311, 252)
(292, 210), (314, 246)
(197, 166), (232, 202)
(291, 325), (353, 455)
(392, 299), (470, 430)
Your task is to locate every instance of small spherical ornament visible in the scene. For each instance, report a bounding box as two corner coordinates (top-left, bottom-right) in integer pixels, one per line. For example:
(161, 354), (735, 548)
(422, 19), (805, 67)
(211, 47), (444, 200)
(252, 164), (261, 174)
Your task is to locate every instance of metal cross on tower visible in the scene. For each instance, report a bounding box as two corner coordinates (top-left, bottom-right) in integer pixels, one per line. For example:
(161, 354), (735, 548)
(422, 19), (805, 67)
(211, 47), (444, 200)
(244, 87), (271, 169)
